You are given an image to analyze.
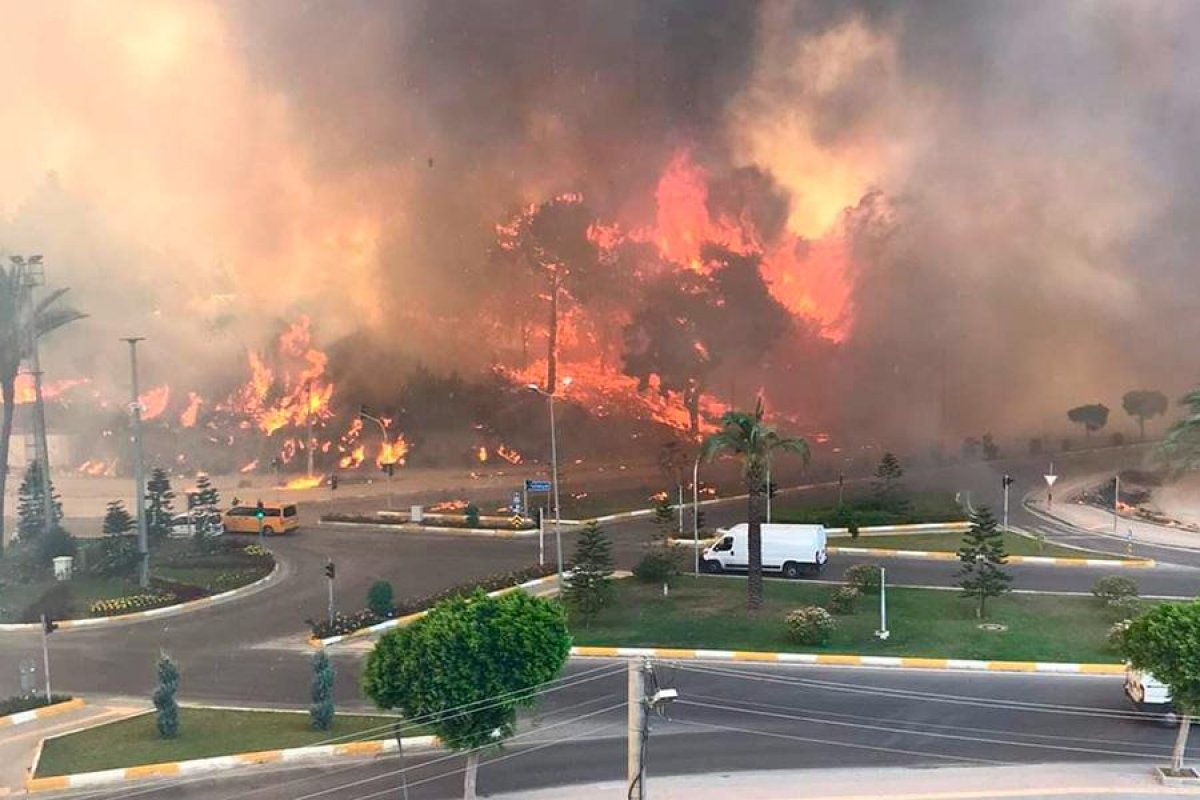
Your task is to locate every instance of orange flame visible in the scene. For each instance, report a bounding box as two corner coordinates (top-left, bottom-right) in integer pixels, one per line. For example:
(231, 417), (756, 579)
(285, 476), (321, 490)
(376, 434), (409, 469)
(476, 446), (488, 463)
(78, 459), (114, 476)
(429, 499), (468, 513)
(6, 376), (90, 405)
(138, 385), (170, 421)
(239, 459), (258, 474)
(496, 444), (523, 465)
(339, 445), (365, 469)
(179, 392), (202, 427)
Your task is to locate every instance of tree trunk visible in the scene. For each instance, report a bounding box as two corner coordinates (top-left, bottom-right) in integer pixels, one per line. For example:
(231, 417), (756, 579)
(546, 271), (559, 393)
(746, 462), (766, 611)
(1139, 416), (1146, 442)
(463, 750), (480, 800)
(392, 722), (410, 799)
(0, 377), (13, 555)
(1172, 712), (1192, 773)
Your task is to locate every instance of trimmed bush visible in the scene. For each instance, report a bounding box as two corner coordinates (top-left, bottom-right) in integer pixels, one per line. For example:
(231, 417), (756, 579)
(1092, 575), (1138, 604)
(632, 550), (678, 584)
(844, 563), (882, 595)
(828, 586), (861, 615)
(1108, 619), (1133, 651)
(785, 606), (836, 645)
(464, 504), (480, 528)
(1106, 594), (1143, 622)
(0, 693), (72, 717)
(367, 580), (395, 618)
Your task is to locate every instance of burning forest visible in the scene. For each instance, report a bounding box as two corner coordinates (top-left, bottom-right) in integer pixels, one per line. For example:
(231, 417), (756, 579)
(3, 0), (1200, 472)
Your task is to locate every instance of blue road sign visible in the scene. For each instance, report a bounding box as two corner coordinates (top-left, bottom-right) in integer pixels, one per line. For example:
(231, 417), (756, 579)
(525, 479), (552, 492)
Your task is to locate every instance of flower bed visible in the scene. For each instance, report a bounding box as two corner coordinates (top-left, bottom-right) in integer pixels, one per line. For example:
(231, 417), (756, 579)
(89, 593), (177, 617)
(306, 563), (556, 639)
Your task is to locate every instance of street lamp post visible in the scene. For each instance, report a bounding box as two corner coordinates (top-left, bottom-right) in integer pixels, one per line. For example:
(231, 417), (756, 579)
(12, 256), (53, 538)
(359, 408), (395, 509)
(527, 380), (568, 586)
(692, 455), (700, 576)
(122, 337), (150, 589)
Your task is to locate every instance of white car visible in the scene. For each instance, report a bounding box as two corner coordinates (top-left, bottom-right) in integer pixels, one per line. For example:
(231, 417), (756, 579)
(166, 512), (224, 539)
(1125, 666), (1177, 724)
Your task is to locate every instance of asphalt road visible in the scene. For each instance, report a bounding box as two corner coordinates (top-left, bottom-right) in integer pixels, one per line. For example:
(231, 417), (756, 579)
(65, 661), (1197, 800)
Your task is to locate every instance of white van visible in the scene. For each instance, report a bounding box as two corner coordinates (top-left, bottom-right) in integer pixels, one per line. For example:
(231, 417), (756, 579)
(1125, 666), (1176, 722)
(702, 523), (828, 579)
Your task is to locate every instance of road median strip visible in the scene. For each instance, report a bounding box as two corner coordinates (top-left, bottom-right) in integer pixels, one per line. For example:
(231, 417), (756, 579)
(569, 645), (1124, 675)
(25, 734), (438, 792)
(0, 560), (281, 633)
(0, 698), (84, 729)
(825, 546), (1153, 567)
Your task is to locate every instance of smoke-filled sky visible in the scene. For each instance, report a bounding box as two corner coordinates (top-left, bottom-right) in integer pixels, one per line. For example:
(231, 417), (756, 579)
(1, 0), (1198, 445)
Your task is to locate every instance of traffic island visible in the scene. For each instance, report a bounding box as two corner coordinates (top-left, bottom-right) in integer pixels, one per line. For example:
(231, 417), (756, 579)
(569, 576), (1135, 665)
(1156, 766), (1200, 787)
(29, 706), (433, 792)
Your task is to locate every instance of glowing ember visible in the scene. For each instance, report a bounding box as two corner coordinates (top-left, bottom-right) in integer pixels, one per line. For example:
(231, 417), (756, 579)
(496, 444), (523, 465)
(476, 446), (488, 463)
(179, 392), (203, 427)
(138, 385), (170, 421)
(285, 476), (322, 490)
(239, 459), (258, 473)
(339, 445), (365, 469)
(429, 499), (468, 513)
(77, 459), (114, 476)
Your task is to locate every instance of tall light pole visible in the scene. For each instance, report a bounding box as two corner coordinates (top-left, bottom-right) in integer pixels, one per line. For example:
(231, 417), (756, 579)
(12, 256), (53, 538)
(1001, 474), (1014, 534)
(122, 337), (150, 589)
(692, 454), (701, 576)
(359, 407), (395, 509)
(305, 379), (315, 479)
(527, 379), (568, 585)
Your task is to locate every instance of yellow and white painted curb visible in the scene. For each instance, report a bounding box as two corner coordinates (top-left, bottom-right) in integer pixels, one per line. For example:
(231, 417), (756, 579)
(311, 573), (561, 648)
(570, 646), (1124, 675)
(0, 698), (84, 729)
(320, 518), (539, 537)
(0, 560), (280, 634)
(25, 734), (438, 793)
(826, 546), (1154, 568)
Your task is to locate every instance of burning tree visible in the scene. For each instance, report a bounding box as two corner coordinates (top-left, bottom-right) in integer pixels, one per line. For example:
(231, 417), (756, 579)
(495, 194), (600, 392)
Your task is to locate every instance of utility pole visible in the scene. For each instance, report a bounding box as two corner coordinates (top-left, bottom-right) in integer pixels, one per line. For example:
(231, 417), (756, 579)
(305, 379), (315, 479)
(527, 381), (567, 586)
(627, 658), (648, 800)
(1001, 474), (1014, 534)
(40, 614), (57, 703)
(837, 473), (844, 507)
(1113, 473), (1121, 536)
(692, 456), (700, 577)
(122, 337), (150, 589)
(765, 461), (771, 524)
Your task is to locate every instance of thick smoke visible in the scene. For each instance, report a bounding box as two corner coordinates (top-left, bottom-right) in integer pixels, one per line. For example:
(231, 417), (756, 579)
(1, 0), (1198, 449)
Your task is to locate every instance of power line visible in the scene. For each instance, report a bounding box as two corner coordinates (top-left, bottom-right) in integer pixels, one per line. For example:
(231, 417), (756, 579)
(672, 661), (1169, 723)
(78, 663), (625, 800)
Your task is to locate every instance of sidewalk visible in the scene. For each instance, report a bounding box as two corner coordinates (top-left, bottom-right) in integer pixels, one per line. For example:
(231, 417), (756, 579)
(1026, 475), (1200, 551)
(494, 763), (1200, 799)
(0, 699), (143, 795)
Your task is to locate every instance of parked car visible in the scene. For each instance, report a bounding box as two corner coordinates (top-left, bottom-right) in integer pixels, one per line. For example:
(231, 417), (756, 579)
(702, 523), (827, 578)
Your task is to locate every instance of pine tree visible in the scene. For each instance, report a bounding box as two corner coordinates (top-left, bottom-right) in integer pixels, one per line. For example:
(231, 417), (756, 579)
(102, 500), (135, 536)
(16, 461), (63, 542)
(563, 520), (614, 626)
(652, 492), (675, 545)
(957, 505), (1012, 618)
(153, 652), (180, 738)
(872, 452), (906, 511)
(95, 499), (138, 576)
(192, 473), (221, 538)
(309, 650), (335, 730)
(145, 468), (175, 546)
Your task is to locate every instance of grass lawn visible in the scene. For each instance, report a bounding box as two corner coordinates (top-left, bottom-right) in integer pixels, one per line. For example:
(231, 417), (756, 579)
(0, 577), (132, 623)
(36, 708), (421, 777)
(834, 531), (1119, 559)
(571, 577), (1126, 663)
(774, 490), (964, 527)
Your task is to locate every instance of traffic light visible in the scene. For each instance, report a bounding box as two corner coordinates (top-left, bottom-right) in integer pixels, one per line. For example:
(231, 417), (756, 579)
(255, 500), (265, 520)
(1002, 475), (1015, 489)
(383, 462), (395, 477)
(42, 615), (57, 635)
(330, 474), (339, 491)
(324, 561), (336, 580)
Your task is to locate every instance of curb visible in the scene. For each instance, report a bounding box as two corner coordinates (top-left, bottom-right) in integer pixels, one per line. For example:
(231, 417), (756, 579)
(320, 519), (538, 538)
(0, 559), (280, 633)
(569, 646), (1124, 675)
(825, 546), (1154, 568)
(0, 698), (84, 729)
(311, 574), (561, 648)
(26, 733), (439, 793)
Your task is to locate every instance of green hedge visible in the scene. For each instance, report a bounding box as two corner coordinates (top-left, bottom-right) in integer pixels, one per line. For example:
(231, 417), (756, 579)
(0, 693), (72, 717)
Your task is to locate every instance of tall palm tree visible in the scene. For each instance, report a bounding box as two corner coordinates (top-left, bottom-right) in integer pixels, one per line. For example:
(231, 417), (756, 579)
(702, 397), (810, 610)
(0, 264), (86, 555)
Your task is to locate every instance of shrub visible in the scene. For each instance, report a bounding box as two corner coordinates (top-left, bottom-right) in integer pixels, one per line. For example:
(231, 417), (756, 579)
(21, 581), (75, 623)
(465, 504), (480, 528)
(785, 606), (836, 645)
(153, 653), (179, 738)
(36, 526), (76, 566)
(844, 563), (882, 595)
(0, 693), (73, 717)
(828, 586), (861, 615)
(306, 563), (556, 639)
(309, 650), (335, 731)
(1092, 575), (1138, 604)
(632, 550), (678, 584)
(1108, 619), (1133, 650)
(1106, 594), (1143, 622)
(243, 544), (270, 558)
(367, 580), (395, 618)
